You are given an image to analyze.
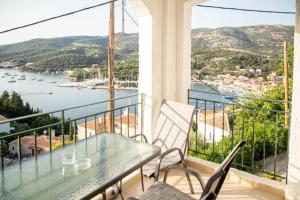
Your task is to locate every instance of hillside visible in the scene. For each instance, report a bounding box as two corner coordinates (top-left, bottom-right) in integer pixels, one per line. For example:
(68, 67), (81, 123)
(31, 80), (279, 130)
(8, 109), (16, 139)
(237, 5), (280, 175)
(192, 25), (294, 55)
(0, 25), (294, 74)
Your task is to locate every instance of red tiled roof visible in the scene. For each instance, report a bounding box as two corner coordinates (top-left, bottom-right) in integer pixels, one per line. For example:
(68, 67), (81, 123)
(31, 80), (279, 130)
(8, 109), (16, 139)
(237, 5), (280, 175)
(78, 114), (137, 131)
(197, 112), (230, 132)
(0, 115), (8, 122)
(114, 114), (137, 129)
(9, 135), (50, 149)
(198, 109), (215, 115)
(78, 117), (108, 132)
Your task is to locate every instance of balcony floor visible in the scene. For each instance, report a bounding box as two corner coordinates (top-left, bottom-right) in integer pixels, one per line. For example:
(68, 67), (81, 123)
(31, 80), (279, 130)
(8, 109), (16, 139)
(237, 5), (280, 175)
(110, 162), (284, 200)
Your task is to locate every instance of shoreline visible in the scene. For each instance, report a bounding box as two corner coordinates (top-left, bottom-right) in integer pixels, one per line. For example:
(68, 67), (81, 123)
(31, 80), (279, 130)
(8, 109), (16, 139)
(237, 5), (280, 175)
(58, 82), (138, 91)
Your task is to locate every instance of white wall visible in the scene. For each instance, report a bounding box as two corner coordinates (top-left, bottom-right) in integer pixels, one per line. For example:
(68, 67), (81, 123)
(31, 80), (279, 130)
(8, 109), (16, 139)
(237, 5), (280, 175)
(197, 122), (230, 143)
(287, 0), (300, 199)
(77, 127), (95, 141)
(129, 0), (206, 139)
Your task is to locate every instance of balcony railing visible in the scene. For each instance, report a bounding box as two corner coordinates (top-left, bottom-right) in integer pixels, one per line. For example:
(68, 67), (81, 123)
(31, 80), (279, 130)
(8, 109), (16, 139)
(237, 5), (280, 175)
(188, 89), (290, 182)
(0, 89), (290, 183)
(0, 94), (143, 169)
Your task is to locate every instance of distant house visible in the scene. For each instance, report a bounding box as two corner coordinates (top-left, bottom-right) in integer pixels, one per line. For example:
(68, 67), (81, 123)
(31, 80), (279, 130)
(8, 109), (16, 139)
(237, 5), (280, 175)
(255, 69), (262, 74)
(114, 113), (138, 136)
(24, 62), (34, 68)
(77, 117), (108, 140)
(0, 61), (15, 68)
(0, 115), (10, 134)
(196, 110), (230, 143)
(249, 69), (255, 73)
(8, 135), (51, 157)
(77, 111), (138, 140)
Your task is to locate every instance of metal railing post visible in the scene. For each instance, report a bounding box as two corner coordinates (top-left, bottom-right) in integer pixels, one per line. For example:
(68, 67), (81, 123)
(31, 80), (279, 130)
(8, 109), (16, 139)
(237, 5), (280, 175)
(48, 127), (52, 152)
(141, 93), (145, 136)
(34, 131), (37, 159)
(0, 140), (4, 170)
(17, 136), (21, 163)
(61, 110), (65, 147)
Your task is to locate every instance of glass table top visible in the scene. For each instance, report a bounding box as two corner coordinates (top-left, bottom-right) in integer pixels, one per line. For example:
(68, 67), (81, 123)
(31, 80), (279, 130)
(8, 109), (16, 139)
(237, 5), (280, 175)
(0, 133), (160, 200)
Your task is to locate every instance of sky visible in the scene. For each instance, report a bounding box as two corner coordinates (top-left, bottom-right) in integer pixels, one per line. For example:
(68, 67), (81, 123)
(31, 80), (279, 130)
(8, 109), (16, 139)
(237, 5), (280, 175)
(0, 0), (296, 45)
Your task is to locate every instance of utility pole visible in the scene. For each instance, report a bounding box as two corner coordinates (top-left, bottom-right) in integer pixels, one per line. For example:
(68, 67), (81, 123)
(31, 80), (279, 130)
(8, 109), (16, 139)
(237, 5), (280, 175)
(122, 0), (125, 33)
(107, 1), (115, 132)
(283, 41), (289, 128)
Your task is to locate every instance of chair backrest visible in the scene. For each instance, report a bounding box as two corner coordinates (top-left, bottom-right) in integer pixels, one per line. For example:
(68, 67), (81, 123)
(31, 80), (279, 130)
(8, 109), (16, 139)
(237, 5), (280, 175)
(152, 100), (195, 155)
(200, 141), (246, 200)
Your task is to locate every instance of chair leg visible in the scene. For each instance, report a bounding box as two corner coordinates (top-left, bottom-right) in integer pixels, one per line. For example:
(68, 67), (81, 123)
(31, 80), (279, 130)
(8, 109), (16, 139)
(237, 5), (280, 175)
(140, 167), (144, 191)
(119, 180), (125, 200)
(102, 191), (106, 200)
(182, 162), (194, 194)
(185, 172), (195, 194)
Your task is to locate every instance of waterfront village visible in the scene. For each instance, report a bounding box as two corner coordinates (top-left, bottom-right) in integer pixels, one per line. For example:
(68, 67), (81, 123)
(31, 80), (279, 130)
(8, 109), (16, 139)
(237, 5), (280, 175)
(194, 73), (283, 96)
(0, 62), (285, 166)
(1, 61), (284, 96)
(61, 67), (283, 96)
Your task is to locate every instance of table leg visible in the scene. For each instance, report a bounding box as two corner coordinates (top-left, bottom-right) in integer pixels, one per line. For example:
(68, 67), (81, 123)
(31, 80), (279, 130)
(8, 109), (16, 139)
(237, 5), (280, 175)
(102, 191), (106, 200)
(140, 167), (144, 192)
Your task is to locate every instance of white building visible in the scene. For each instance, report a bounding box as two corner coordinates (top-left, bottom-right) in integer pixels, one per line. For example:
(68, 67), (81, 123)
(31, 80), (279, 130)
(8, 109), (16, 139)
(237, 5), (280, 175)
(77, 117), (107, 140)
(8, 135), (49, 157)
(77, 112), (138, 140)
(196, 110), (230, 143)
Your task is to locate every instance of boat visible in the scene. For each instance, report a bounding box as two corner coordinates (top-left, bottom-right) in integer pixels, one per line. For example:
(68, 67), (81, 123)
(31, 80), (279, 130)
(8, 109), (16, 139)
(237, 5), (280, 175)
(31, 78), (36, 80)
(38, 79), (44, 81)
(87, 85), (97, 89)
(8, 80), (16, 83)
(48, 81), (57, 84)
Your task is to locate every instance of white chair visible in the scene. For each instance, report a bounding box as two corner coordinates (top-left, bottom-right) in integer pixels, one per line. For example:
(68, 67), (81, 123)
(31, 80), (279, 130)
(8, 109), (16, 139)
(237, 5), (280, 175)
(131, 100), (195, 192)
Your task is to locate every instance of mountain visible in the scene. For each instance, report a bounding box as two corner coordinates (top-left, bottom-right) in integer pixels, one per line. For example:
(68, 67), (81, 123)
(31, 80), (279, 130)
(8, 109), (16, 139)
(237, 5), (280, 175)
(192, 25), (294, 55)
(0, 25), (294, 72)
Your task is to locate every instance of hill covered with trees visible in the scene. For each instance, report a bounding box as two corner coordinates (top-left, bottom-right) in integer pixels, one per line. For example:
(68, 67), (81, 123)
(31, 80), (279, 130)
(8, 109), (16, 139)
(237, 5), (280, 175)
(0, 25), (294, 79)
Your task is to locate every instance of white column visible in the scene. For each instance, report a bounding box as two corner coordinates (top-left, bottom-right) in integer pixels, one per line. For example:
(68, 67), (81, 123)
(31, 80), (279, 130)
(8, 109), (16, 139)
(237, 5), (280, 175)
(287, 1), (300, 199)
(129, 0), (196, 138)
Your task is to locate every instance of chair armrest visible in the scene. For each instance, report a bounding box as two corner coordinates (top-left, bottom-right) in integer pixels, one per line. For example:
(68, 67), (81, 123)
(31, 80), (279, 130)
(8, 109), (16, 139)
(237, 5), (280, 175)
(154, 148), (185, 181)
(163, 165), (205, 191)
(130, 134), (148, 143)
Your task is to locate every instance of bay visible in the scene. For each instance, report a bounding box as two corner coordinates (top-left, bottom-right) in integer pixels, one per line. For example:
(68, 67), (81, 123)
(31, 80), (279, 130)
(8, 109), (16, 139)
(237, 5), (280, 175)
(0, 68), (229, 119)
(0, 68), (137, 119)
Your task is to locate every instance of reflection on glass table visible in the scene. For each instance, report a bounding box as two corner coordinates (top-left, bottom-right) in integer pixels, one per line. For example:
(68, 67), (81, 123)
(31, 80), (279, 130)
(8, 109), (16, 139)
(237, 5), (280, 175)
(0, 133), (161, 200)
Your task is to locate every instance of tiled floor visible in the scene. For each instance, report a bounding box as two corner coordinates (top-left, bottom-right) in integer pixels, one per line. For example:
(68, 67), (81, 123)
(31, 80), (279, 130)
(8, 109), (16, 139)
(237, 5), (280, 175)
(113, 165), (284, 200)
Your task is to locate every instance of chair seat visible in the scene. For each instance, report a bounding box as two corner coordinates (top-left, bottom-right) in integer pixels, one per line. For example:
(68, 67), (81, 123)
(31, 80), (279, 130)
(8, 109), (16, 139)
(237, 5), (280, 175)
(136, 182), (196, 200)
(142, 155), (181, 177)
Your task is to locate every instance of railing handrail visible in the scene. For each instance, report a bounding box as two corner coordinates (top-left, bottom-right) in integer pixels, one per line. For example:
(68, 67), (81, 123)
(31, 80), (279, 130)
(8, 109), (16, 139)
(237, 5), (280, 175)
(0, 93), (140, 125)
(188, 96), (289, 114)
(0, 102), (141, 140)
(188, 88), (291, 104)
(187, 90), (290, 182)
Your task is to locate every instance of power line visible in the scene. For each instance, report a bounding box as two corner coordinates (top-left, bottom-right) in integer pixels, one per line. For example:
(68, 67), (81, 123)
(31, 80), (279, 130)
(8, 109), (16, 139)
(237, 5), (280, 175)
(124, 8), (138, 27)
(196, 5), (296, 15)
(0, 0), (118, 35)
